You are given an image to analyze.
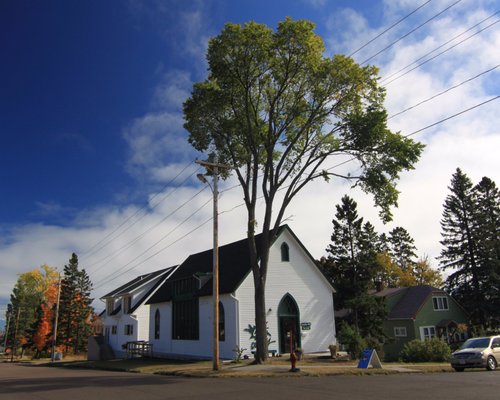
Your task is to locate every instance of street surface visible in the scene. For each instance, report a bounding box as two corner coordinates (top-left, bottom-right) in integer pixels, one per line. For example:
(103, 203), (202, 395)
(0, 362), (499, 400)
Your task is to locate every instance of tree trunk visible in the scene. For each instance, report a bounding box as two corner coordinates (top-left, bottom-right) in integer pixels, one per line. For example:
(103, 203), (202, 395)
(247, 217), (271, 364)
(254, 276), (268, 363)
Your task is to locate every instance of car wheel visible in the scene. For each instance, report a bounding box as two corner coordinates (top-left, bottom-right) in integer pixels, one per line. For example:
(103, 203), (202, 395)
(486, 356), (497, 371)
(453, 367), (465, 372)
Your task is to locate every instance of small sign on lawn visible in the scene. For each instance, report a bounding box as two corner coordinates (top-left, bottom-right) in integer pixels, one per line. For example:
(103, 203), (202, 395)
(357, 348), (383, 369)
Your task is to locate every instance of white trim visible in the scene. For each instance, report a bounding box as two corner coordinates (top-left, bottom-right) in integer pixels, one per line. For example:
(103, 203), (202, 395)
(432, 296), (449, 311)
(420, 326), (436, 341)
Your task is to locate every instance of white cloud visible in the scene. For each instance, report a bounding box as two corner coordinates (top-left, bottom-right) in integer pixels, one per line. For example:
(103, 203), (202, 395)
(2, 0), (499, 308)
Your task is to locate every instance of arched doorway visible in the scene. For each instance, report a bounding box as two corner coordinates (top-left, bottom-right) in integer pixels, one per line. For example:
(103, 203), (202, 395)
(278, 294), (301, 354)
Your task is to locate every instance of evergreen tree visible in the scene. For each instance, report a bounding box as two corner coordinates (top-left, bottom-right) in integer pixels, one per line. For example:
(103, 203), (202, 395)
(439, 168), (484, 326)
(58, 253), (94, 354)
(321, 195), (386, 337)
(473, 177), (500, 327)
(388, 227), (417, 273)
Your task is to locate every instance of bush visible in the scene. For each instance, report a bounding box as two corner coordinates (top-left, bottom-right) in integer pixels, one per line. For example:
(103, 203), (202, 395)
(399, 338), (451, 362)
(337, 322), (366, 359)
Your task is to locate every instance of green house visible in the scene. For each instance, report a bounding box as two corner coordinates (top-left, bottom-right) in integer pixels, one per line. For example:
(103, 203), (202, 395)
(374, 285), (469, 360)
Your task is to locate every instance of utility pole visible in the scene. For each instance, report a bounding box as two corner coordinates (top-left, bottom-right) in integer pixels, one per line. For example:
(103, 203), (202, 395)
(51, 274), (62, 362)
(196, 158), (230, 371)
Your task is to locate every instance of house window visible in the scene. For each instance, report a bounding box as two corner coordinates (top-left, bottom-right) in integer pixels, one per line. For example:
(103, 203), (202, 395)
(281, 242), (290, 262)
(219, 302), (225, 342)
(106, 299), (114, 316)
(155, 309), (160, 340)
(432, 296), (448, 311)
(123, 295), (132, 314)
(394, 327), (407, 337)
(420, 326), (436, 341)
(124, 324), (134, 336)
(111, 325), (117, 335)
(172, 299), (199, 340)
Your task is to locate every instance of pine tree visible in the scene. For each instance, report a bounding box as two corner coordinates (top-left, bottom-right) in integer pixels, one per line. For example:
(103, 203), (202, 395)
(388, 227), (417, 273)
(473, 177), (500, 327)
(439, 168), (483, 326)
(321, 195), (386, 336)
(58, 253), (94, 354)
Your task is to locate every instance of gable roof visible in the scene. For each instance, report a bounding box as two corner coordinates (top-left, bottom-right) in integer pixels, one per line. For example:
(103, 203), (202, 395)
(377, 285), (445, 320)
(147, 225), (329, 304)
(101, 266), (175, 299)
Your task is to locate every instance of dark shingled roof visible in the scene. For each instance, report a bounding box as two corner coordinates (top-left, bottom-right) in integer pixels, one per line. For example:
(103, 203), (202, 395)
(101, 266), (175, 299)
(147, 225), (326, 305)
(386, 285), (445, 320)
(147, 231), (265, 304)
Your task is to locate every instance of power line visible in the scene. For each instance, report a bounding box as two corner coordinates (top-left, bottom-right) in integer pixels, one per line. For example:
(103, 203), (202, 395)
(85, 185), (210, 272)
(405, 95), (500, 137)
(388, 65), (500, 120)
(81, 162), (200, 261)
(93, 208), (213, 290)
(380, 10), (500, 85)
(382, 17), (500, 86)
(361, 0), (463, 65)
(349, 0), (432, 57)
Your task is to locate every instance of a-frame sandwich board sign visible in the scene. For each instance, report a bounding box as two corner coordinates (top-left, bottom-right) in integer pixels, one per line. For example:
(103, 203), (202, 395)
(357, 348), (383, 369)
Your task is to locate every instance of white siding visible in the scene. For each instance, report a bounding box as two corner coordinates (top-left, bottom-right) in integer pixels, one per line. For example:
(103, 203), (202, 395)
(101, 227), (335, 360)
(148, 295), (239, 360)
(236, 229), (335, 357)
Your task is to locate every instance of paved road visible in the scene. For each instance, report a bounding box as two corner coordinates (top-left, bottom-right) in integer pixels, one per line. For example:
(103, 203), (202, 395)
(1, 362), (499, 400)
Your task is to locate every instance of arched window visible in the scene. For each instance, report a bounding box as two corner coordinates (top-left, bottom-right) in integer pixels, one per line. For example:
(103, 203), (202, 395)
(219, 302), (225, 341)
(154, 309), (160, 340)
(278, 293), (301, 354)
(281, 242), (290, 262)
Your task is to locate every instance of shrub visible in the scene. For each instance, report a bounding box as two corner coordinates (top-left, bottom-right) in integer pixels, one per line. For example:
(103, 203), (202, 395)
(337, 322), (366, 359)
(400, 338), (451, 362)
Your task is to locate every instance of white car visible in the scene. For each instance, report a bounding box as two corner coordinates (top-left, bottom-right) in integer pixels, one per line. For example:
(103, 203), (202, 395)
(450, 336), (500, 372)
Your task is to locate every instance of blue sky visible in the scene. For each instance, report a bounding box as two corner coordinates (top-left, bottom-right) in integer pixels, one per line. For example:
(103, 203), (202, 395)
(1, 0), (499, 312)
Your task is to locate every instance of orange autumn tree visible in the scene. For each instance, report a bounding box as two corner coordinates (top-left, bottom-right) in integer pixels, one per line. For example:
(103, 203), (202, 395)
(32, 278), (59, 357)
(7, 264), (59, 357)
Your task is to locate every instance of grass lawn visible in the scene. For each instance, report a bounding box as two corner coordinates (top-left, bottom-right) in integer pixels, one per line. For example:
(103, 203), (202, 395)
(2, 353), (455, 378)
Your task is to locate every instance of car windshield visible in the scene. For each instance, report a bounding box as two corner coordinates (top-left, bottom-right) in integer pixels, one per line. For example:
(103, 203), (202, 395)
(460, 338), (491, 349)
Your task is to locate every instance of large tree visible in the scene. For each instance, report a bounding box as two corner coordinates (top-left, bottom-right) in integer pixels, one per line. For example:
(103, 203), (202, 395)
(473, 177), (500, 327)
(387, 227), (417, 274)
(183, 18), (423, 362)
(439, 168), (484, 326)
(320, 195), (386, 338)
(58, 253), (93, 354)
(6, 265), (58, 355)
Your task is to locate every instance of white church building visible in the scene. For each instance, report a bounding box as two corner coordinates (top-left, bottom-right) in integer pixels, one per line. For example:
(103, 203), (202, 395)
(99, 225), (336, 360)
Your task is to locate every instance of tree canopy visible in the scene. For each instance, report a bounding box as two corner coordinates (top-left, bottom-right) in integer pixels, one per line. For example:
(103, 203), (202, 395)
(184, 18), (423, 362)
(440, 168), (500, 329)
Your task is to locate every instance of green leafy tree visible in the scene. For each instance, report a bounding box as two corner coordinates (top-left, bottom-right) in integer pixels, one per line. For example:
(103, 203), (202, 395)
(183, 18), (423, 362)
(413, 256), (443, 287)
(58, 253), (94, 354)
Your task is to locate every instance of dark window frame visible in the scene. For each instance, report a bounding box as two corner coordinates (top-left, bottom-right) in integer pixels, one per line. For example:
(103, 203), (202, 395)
(219, 302), (225, 342)
(154, 309), (161, 340)
(172, 298), (199, 340)
(281, 242), (290, 262)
